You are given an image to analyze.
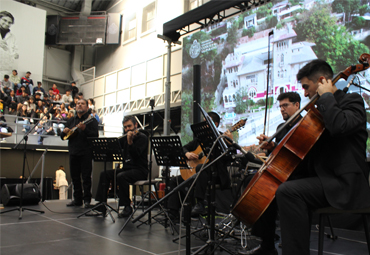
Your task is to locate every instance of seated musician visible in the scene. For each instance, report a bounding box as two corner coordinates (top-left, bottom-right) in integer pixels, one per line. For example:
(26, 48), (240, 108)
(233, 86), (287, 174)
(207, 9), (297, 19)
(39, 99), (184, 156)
(274, 60), (370, 255)
(244, 92), (304, 255)
(167, 111), (233, 219)
(93, 116), (148, 218)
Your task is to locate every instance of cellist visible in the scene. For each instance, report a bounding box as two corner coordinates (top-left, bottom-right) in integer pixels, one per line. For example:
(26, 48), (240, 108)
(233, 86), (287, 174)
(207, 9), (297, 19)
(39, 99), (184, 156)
(276, 59), (370, 255)
(246, 92), (306, 255)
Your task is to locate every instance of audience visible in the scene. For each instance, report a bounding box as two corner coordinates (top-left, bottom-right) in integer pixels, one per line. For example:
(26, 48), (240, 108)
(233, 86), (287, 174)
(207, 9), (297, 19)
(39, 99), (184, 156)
(0, 69), (101, 146)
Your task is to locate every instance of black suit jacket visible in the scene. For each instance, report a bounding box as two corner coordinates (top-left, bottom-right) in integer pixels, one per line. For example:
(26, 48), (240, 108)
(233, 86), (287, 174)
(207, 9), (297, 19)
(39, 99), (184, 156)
(313, 90), (370, 210)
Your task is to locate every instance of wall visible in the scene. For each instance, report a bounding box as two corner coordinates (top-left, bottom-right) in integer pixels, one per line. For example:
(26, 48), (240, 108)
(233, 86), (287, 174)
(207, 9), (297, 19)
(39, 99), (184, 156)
(0, 0), (46, 85)
(0, 149), (104, 199)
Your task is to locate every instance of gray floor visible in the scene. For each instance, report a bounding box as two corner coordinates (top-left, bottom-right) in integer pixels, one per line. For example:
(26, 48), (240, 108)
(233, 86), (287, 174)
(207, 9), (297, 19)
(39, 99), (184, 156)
(0, 199), (369, 255)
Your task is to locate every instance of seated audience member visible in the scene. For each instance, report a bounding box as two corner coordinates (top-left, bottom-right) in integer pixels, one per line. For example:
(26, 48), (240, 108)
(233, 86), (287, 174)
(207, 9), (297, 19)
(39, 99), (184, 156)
(67, 111), (74, 119)
(20, 71), (33, 95)
(7, 105), (17, 115)
(91, 109), (99, 123)
(34, 92), (42, 103)
(88, 98), (95, 110)
(52, 83), (60, 96)
(68, 96), (78, 113)
(52, 109), (65, 135)
(77, 92), (84, 99)
(0, 91), (8, 111)
(53, 94), (63, 104)
(6, 90), (17, 113)
(17, 103), (31, 132)
(40, 106), (52, 120)
(16, 85), (27, 96)
(10, 70), (20, 91)
(47, 88), (55, 101)
(60, 103), (68, 119)
(33, 81), (45, 97)
(27, 96), (37, 123)
(35, 100), (44, 119)
(0, 112), (12, 142)
(62, 90), (73, 104)
(35, 115), (54, 145)
(1, 75), (12, 96)
(17, 90), (29, 110)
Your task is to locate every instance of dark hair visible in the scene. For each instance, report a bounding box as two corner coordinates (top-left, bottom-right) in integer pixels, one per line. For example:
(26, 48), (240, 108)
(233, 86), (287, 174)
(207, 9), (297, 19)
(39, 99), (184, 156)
(207, 111), (220, 124)
(88, 98), (95, 105)
(49, 88), (53, 91)
(12, 69), (17, 74)
(4, 75), (9, 79)
(123, 116), (137, 125)
(297, 59), (333, 82)
(78, 98), (88, 105)
(277, 92), (301, 106)
(0, 11), (15, 23)
(78, 92), (83, 95)
(71, 82), (76, 85)
(37, 81), (41, 85)
(26, 71), (31, 74)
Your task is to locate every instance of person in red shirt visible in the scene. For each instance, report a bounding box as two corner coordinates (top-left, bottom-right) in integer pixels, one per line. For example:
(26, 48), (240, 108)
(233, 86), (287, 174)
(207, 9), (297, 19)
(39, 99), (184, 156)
(52, 83), (60, 96)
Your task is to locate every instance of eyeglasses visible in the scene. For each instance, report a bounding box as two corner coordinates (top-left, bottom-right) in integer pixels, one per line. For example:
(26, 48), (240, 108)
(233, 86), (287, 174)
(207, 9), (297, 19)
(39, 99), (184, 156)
(278, 103), (293, 109)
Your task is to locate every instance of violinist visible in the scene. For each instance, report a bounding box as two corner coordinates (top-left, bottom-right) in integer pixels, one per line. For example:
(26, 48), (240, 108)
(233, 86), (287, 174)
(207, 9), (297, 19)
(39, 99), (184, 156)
(93, 116), (148, 218)
(246, 92), (304, 255)
(275, 59), (370, 255)
(61, 99), (99, 208)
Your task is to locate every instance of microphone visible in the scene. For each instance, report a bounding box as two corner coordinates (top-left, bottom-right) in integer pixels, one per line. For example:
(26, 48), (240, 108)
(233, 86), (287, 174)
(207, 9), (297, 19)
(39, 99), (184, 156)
(224, 136), (256, 162)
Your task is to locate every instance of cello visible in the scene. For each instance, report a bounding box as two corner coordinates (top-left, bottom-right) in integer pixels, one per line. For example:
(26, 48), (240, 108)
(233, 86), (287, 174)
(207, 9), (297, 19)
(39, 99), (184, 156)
(232, 53), (370, 227)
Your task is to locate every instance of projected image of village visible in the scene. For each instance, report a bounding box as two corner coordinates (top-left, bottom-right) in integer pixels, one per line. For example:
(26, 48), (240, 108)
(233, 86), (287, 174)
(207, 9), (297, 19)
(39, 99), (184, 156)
(181, 0), (370, 155)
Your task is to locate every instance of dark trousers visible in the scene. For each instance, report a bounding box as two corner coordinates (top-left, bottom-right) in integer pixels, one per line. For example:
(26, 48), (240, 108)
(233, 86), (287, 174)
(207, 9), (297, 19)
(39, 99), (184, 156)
(95, 167), (147, 207)
(69, 154), (93, 203)
(276, 177), (329, 255)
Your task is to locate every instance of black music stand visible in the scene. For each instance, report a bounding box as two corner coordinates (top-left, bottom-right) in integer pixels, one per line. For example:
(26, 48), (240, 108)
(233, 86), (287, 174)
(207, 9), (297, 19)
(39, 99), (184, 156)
(118, 136), (188, 234)
(189, 108), (235, 255)
(77, 137), (122, 222)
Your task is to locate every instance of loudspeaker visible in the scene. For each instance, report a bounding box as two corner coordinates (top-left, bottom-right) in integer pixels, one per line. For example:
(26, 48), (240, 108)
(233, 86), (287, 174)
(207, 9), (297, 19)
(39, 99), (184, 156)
(1, 183), (41, 206)
(45, 15), (60, 45)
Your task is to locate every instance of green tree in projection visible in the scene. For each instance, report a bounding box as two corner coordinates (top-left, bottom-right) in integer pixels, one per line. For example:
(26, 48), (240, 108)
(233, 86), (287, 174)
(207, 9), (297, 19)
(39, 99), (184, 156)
(331, 0), (361, 22)
(256, 3), (272, 19)
(227, 20), (239, 49)
(181, 90), (194, 145)
(359, 4), (370, 16)
(235, 87), (248, 114)
(295, 2), (369, 73)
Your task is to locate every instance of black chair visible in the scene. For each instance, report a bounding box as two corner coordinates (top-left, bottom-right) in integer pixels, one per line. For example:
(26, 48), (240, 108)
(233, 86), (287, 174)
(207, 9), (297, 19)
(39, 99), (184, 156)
(314, 206), (370, 255)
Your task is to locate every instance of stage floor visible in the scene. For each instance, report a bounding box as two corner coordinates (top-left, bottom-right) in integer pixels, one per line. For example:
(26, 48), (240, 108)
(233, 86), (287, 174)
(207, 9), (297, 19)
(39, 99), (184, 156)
(0, 199), (368, 255)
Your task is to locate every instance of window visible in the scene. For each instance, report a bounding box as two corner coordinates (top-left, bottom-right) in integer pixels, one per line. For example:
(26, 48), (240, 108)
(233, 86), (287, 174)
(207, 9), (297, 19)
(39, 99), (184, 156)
(142, 2), (156, 33)
(188, 0), (202, 11)
(248, 88), (257, 98)
(124, 13), (136, 42)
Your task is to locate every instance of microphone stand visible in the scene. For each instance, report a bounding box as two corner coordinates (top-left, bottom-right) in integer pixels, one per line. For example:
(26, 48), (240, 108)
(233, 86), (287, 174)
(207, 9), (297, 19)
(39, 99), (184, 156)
(0, 107), (53, 219)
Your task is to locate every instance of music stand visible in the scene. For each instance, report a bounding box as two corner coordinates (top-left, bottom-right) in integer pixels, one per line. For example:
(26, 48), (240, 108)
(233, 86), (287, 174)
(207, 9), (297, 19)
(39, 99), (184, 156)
(77, 137), (122, 222)
(189, 107), (235, 255)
